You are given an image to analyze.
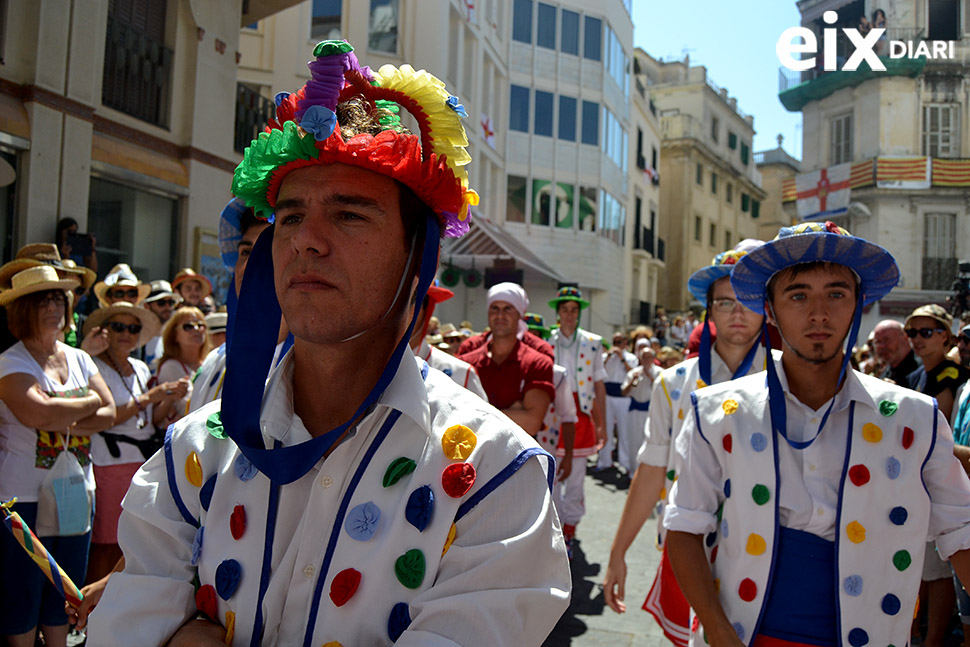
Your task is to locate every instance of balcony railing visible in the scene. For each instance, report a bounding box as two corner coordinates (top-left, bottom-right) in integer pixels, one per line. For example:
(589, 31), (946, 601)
(102, 16), (173, 127)
(234, 85), (276, 154)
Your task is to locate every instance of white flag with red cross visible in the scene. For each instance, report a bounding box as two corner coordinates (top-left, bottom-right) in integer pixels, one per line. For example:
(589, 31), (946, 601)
(795, 162), (852, 220)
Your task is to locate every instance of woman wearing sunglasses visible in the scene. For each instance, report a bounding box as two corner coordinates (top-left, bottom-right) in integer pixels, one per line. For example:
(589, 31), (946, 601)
(904, 304), (969, 423)
(81, 302), (187, 585)
(152, 307), (209, 429)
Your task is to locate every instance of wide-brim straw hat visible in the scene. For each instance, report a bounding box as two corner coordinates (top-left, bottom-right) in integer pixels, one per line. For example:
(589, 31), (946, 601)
(172, 268), (213, 298)
(143, 279), (181, 305)
(205, 311), (228, 334)
(93, 263), (152, 306)
(0, 265), (80, 306)
(83, 302), (161, 349)
(0, 243), (96, 291)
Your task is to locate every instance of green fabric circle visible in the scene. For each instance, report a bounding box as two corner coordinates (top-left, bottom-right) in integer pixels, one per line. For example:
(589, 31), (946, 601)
(394, 549), (426, 589)
(666, 470), (676, 481)
(312, 40), (354, 57)
(751, 484), (770, 506)
(879, 400), (898, 417)
(383, 457), (417, 488)
(206, 412), (227, 439)
(892, 550), (911, 571)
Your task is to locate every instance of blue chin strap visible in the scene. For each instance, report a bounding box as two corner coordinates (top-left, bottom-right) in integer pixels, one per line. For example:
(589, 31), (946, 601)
(220, 213), (440, 485)
(697, 315), (760, 387)
(764, 291), (864, 449)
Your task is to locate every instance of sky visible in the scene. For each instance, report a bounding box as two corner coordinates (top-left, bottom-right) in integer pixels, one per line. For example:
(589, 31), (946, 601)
(632, 1), (804, 160)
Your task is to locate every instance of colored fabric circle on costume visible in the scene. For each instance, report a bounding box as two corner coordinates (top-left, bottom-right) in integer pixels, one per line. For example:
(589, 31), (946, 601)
(206, 411), (227, 439)
(751, 484), (770, 506)
(676, 366), (686, 376)
(722, 399), (738, 415)
(848, 627), (869, 647)
(186, 452), (203, 487)
(723, 479), (731, 498)
(442, 425), (477, 461)
(387, 602), (412, 642)
(722, 434), (733, 453)
(322, 643), (344, 647)
(697, 379), (706, 389)
(889, 506), (908, 526)
(230, 505), (246, 540)
(710, 545), (719, 564)
(882, 593), (901, 615)
(678, 409), (684, 420)
(225, 610), (235, 645)
(191, 526), (204, 566)
(738, 578), (757, 602)
(733, 623), (745, 641)
(671, 389), (682, 401)
(216, 559), (242, 601)
(902, 427), (914, 449)
(441, 462), (476, 497)
(405, 485), (434, 532)
(862, 423), (882, 443)
(879, 400), (898, 417)
(667, 470), (676, 481)
(720, 519), (729, 538)
(395, 549), (426, 589)
(345, 501), (381, 541)
(442, 523), (457, 556)
(886, 457), (901, 480)
(200, 474), (217, 511)
(196, 584), (217, 619)
(383, 457), (417, 487)
(846, 521), (866, 543)
(750, 433), (767, 452)
(892, 550), (911, 571)
(234, 453), (258, 481)
(745, 533), (766, 556)
(843, 575), (863, 596)
(848, 464), (870, 486)
(706, 531), (717, 548)
(330, 568), (362, 607)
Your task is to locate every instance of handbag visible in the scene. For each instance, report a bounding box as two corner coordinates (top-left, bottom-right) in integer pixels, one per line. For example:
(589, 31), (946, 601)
(35, 431), (94, 536)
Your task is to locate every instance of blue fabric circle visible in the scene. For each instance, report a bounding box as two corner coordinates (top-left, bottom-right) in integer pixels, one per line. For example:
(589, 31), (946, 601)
(420, 360), (429, 381)
(215, 558), (242, 601)
(191, 526), (204, 566)
(676, 366), (686, 376)
(720, 519), (729, 538)
(345, 501), (382, 541)
(886, 456), (901, 480)
(889, 506), (908, 526)
(848, 628), (869, 647)
(199, 474), (217, 512)
(723, 479), (732, 498)
(442, 368), (453, 377)
(732, 622), (745, 641)
(388, 602), (412, 642)
(882, 593), (901, 615)
(750, 433), (767, 452)
(300, 105), (337, 141)
(234, 453), (258, 482)
(843, 575), (863, 596)
(671, 389), (682, 400)
(405, 485), (434, 532)
(705, 531), (717, 548)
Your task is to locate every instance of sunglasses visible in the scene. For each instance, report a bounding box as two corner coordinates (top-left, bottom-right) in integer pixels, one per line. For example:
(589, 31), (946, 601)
(151, 298), (177, 307)
(38, 293), (67, 308)
(711, 298), (743, 313)
(905, 327), (945, 339)
(107, 321), (143, 334)
(108, 288), (140, 299)
(182, 321), (206, 331)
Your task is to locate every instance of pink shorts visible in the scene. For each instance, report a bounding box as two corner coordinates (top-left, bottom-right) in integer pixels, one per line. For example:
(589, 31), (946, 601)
(92, 462), (141, 544)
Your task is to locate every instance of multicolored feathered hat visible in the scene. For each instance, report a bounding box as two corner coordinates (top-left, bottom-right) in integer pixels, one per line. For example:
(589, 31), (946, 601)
(687, 247), (756, 303)
(231, 40), (478, 237)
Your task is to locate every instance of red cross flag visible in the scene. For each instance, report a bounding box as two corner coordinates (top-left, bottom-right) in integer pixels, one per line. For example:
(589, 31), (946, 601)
(795, 162), (852, 220)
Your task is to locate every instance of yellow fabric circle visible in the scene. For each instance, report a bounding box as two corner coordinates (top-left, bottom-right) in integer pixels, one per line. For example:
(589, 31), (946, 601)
(746, 533), (766, 556)
(678, 409), (684, 420)
(696, 379), (706, 389)
(713, 578), (720, 593)
(846, 520), (866, 543)
(185, 452), (203, 488)
(322, 643), (344, 647)
(659, 487), (667, 500)
(722, 400), (739, 415)
(862, 423), (883, 443)
(442, 425), (477, 461)
(442, 523), (457, 556)
(224, 611), (235, 645)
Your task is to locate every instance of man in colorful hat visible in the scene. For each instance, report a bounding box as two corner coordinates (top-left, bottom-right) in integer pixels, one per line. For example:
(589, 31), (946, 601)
(88, 41), (569, 646)
(603, 244), (766, 646)
(663, 222), (970, 647)
(597, 330), (639, 474)
(546, 285), (606, 553)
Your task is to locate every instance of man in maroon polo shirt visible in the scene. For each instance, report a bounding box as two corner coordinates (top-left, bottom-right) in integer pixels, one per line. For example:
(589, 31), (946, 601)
(459, 283), (554, 435)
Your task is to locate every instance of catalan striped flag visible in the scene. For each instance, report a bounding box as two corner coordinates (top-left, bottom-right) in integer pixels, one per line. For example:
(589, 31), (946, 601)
(876, 157), (930, 188)
(932, 159), (970, 187)
(781, 177), (797, 203)
(850, 159), (875, 188)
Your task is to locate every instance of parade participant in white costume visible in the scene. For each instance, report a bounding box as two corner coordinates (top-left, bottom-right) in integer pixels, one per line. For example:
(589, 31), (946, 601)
(87, 40), (569, 647)
(603, 245), (766, 647)
(597, 331), (638, 473)
(665, 222), (970, 647)
(621, 338), (662, 458)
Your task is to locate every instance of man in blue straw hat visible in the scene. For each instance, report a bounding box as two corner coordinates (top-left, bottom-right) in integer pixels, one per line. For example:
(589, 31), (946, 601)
(664, 222), (970, 647)
(603, 243), (766, 646)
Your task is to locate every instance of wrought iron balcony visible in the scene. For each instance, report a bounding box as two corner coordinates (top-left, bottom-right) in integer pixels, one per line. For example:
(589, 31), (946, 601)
(234, 85), (276, 154)
(102, 15), (173, 127)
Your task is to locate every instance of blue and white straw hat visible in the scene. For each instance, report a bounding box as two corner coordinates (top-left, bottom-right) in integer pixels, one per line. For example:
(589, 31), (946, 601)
(687, 243), (762, 303)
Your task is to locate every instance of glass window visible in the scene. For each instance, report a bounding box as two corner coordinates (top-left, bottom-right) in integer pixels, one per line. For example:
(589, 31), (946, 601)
(923, 212), (958, 289)
(532, 179), (551, 225)
(740, 142), (750, 165)
(694, 215), (701, 242)
(581, 100), (598, 145)
(928, 0), (960, 41)
(559, 95), (577, 141)
(752, 199), (761, 219)
(368, 0), (399, 53)
(741, 193), (750, 212)
(534, 90), (553, 136)
(725, 230), (732, 249)
(709, 222), (717, 248)
(923, 104), (960, 158)
(584, 16), (601, 61)
(510, 85), (530, 132)
(580, 186), (597, 231)
(711, 172), (717, 194)
(828, 113), (851, 165)
(726, 183), (733, 203)
(536, 3), (556, 49)
(696, 163), (703, 185)
(561, 9), (579, 55)
(311, 0), (342, 40)
(512, 0), (532, 43)
(711, 115), (719, 143)
(506, 175), (527, 223)
(555, 182), (574, 228)
(728, 131), (738, 150)
(0, 150), (16, 263)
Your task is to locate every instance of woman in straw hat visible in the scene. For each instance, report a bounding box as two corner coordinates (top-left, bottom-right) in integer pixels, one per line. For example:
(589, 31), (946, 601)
(0, 265), (115, 647)
(82, 302), (187, 585)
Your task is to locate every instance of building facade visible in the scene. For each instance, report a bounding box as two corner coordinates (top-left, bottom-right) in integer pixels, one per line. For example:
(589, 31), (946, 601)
(754, 137), (801, 241)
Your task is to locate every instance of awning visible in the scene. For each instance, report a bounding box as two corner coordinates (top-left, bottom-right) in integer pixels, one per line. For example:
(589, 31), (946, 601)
(440, 215), (564, 284)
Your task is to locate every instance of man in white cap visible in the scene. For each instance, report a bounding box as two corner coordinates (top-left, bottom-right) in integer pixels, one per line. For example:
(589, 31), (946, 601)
(142, 280), (181, 366)
(459, 282), (555, 435)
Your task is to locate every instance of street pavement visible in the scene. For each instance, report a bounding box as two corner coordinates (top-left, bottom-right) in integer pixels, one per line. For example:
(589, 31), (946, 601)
(544, 464), (671, 647)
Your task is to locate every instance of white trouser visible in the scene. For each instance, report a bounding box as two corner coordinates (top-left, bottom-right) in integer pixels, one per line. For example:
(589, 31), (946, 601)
(598, 395), (632, 471)
(627, 409), (649, 468)
(553, 455), (587, 526)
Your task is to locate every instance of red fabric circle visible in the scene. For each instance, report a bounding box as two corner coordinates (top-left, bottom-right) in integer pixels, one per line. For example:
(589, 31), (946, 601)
(196, 584), (218, 619)
(848, 464), (870, 486)
(722, 434), (733, 453)
(710, 545), (719, 564)
(738, 578), (757, 602)
(441, 463), (476, 498)
(902, 427), (914, 449)
(329, 568), (362, 607)
(230, 505), (247, 540)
